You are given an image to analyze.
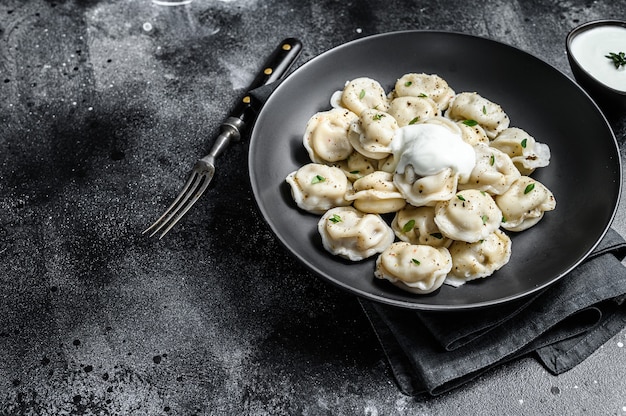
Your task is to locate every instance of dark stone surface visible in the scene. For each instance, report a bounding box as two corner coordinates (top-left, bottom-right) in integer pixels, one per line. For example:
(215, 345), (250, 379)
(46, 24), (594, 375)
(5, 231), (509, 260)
(1, 0), (625, 414)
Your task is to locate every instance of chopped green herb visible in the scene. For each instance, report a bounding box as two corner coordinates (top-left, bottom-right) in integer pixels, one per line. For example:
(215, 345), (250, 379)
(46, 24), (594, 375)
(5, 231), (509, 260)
(521, 138), (528, 148)
(606, 51), (626, 69)
(411, 258), (421, 265)
(372, 113), (385, 121)
(482, 105), (487, 115)
(490, 154), (495, 166)
(358, 89), (366, 99)
(404, 81), (413, 87)
(418, 93), (428, 98)
(524, 183), (535, 194)
(349, 170), (360, 175)
(408, 116), (420, 125)
(480, 191), (486, 196)
(402, 219), (416, 233)
(329, 214), (342, 223)
(502, 216), (507, 223)
(430, 232), (443, 239)
(481, 215), (488, 225)
(462, 119), (478, 127)
(457, 194), (466, 201)
(311, 175), (326, 184)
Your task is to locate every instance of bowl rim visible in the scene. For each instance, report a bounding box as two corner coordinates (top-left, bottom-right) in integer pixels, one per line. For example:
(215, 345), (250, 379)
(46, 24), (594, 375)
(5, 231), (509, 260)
(566, 19), (626, 96)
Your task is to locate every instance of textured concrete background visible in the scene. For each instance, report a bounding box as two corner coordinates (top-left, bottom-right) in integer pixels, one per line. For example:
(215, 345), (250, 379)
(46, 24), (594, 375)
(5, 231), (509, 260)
(1, 0), (625, 414)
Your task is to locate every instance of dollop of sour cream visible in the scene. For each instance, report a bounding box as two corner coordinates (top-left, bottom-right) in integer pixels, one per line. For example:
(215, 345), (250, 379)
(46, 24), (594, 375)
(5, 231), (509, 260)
(391, 124), (476, 182)
(570, 25), (626, 92)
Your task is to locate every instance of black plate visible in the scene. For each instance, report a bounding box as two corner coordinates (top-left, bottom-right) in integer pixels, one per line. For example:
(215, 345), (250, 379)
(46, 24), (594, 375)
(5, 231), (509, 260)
(248, 31), (622, 310)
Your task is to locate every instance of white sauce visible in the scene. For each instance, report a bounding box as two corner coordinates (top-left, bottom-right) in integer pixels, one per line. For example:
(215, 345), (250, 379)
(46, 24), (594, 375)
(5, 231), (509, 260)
(570, 25), (626, 92)
(391, 124), (476, 182)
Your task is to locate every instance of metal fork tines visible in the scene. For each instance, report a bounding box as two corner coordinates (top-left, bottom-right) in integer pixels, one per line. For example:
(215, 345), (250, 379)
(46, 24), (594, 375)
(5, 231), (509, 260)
(143, 38), (303, 239)
(143, 155), (216, 239)
(144, 118), (240, 239)
(142, 117), (243, 239)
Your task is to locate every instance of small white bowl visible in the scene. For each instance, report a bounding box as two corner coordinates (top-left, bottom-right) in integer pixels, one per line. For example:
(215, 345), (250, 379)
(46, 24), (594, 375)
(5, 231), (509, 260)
(566, 20), (626, 120)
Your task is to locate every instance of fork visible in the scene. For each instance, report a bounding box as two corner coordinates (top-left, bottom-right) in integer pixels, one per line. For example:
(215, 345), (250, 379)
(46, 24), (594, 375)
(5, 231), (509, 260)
(143, 38), (302, 238)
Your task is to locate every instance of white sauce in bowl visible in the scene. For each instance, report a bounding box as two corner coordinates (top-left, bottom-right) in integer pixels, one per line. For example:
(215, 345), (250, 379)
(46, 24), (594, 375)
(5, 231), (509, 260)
(569, 25), (626, 92)
(391, 124), (475, 182)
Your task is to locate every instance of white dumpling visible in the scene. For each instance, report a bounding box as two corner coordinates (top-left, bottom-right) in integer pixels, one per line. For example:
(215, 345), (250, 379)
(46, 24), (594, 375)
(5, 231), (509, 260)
(377, 154), (398, 174)
(394, 167), (459, 207)
(420, 116), (489, 146)
(393, 73), (456, 111)
(331, 150), (379, 182)
(419, 116), (462, 135)
(318, 206), (395, 261)
(458, 144), (521, 195)
(456, 120), (490, 146)
(340, 77), (390, 115)
(445, 229), (512, 287)
(391, 205), (452, 248)
(303, 108), (358, 164)
(388, 96), (439, 127)
(375, 242), (452, 294)
(286, 163), (353, 214)
(495, 176), (556, 232)
(446, 92), (510, 139)
(434, 189), (503, 243)
(490, 127), (551, 175)
(345, 171), (406, 214)
(348, 109), (398, 160)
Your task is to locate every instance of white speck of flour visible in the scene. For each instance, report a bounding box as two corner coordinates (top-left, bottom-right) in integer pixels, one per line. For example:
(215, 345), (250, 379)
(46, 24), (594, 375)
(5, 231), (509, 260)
(364, 404), (378, 416)
(395, 397), (408, 412)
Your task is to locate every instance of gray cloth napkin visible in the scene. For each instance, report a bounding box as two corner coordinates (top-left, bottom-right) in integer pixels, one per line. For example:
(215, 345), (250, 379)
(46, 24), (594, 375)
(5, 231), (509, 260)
(360, 228), (626, 396)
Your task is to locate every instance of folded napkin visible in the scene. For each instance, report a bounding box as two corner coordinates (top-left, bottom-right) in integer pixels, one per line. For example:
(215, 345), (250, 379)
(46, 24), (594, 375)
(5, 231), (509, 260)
(360, 228), (626, 396)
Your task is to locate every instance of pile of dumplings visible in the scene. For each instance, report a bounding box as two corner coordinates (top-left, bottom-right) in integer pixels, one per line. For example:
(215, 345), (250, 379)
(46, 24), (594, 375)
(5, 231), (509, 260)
(286, 73), (556, 295)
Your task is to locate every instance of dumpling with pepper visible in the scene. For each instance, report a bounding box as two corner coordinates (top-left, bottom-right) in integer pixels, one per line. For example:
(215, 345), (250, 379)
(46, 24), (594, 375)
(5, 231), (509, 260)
(303, 108), (358, 164)
(339, 77), (390, 115)
(375, 242), (452, 294)
(318, 206), (394, 261)
(456, 119), (490, 146)
(495, 176), (556, 232)
(348, 108), (398, 160)
(345, 171), (406, 214)
(388, 95), (439, 127)
(286, 163), (353, 214)
(331, 150), (379, 182)
(393, 73), (456, 111)
(446, 92), (510, 139)
(445, 229), (512, 287)
(457, 144), (521, 195)
(395, 167), (459, 207)
(391, 205), (452, 248)
(490, 127), (551, 175)
(434, 189), (503, 243)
